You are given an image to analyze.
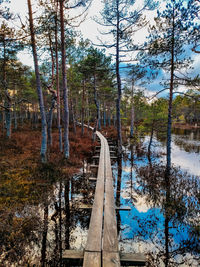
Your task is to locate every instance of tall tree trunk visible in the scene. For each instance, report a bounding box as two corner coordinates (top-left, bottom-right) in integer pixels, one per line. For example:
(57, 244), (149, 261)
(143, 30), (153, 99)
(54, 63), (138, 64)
(116, 0), (122, 156)
(27, 0), (47, 162)
(98, 99), (101, 130)
(41, 205), (49, 267)
(58, 182), (62, 266)
(164, 5), (175, 266)
(3, 34), (11, 138)
(130, 80), (134, 138)
(93, 73), (99, 140)
(47, 97), (56, 146)
(5, 91), (11, 138)
(86, 94), (90, 130)
(81, 79), (85, 136)
(103, 102), (106, 127)
(55, 0), (63, 152)
(13, 85), (17, 130)
(166, 2), (175, 177)
(70, 98), (76, 135)
(108, 107), (111, 126)
(147, 122), (154, 167)
(64, 179), (70, 249)
(60, 0), (69, 158)
(164, 176), (171, 267)
(116, 157), (122, 234)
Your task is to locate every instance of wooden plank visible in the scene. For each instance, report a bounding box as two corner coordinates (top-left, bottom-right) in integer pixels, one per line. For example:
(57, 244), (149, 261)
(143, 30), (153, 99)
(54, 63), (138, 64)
(84, 132), (105, 253)
(81, 125), (121, 267)
(77, 203), (92, 209)
(83, 252), (101, 267)
(103, 137), (120, 266)
(90, 164), (99, 168)
(110, 156), (118, 160)
(120, 253), (146, 266)
(103, 252), (120, 267)
(89, 177), (97, 181)
(115, 206), (131, 211)
(62, 250), (84, 259)
(93, 155), (100, 159)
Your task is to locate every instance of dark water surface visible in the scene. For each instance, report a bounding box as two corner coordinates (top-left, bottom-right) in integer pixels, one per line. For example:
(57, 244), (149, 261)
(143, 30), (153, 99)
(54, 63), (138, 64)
(1, 129), (199, 266)
(114, 128), (200, 266)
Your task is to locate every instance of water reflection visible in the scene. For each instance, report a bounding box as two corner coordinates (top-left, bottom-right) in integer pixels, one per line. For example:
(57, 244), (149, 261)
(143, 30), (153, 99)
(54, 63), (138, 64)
(0, 161), (95, 266)
(115, 129), (200, 267)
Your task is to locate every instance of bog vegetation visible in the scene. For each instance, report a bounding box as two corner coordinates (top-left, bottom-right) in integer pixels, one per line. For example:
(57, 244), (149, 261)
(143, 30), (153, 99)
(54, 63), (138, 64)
(0, 0), (200, 266)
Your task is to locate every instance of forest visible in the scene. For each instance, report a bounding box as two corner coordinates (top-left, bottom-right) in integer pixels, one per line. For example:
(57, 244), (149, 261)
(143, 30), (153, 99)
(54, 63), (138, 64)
(0, 0), (200, 266)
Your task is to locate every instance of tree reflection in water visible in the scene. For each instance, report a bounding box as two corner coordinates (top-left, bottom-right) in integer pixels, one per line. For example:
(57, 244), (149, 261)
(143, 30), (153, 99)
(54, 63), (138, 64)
(0, 160), (95, 266)
(117, 139), (200, 267)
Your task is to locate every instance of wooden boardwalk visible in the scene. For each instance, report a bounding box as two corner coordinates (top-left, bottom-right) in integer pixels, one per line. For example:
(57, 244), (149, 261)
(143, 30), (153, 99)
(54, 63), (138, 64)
(63, 125), (146, 266)
(83, 129), (120, 267)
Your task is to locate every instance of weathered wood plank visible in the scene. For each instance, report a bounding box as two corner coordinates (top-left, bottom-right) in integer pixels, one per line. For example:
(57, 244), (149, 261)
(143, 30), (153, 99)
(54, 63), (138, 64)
(93, 155), (100, 159)
(103, 137), (120, 264)
(77, 203), (92, 209)
(89, 177), (97, 181)
(62, 250), (84, 259)
(62, 250), (84, 266)
(81, 125), (121, 267)
(84, 132), (105, 253)
(120, 253), (146, 266)
(110, 156), (118, 160)
(103, 252), (120, 267)
(83, 252), (101, 267)
(115, 206), (131, 211)
(90, 164), (99, 168)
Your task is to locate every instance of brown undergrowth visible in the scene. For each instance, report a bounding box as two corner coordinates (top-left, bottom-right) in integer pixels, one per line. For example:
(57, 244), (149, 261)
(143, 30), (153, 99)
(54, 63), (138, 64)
(0, 124), (97, 265)
(101, 125), (129, 145)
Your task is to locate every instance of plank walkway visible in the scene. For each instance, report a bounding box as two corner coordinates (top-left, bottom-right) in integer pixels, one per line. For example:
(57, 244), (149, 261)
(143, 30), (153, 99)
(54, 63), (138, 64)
(63, 125), (146, 266)
(83, 128), (120, 267)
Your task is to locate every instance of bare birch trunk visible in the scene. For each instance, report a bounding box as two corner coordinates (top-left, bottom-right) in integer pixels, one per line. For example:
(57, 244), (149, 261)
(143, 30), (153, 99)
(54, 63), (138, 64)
(27, 0), (47, 162)
(55, 0), (63, 152)
(60, 0), (69, 158)
(116, 0), (122, 156)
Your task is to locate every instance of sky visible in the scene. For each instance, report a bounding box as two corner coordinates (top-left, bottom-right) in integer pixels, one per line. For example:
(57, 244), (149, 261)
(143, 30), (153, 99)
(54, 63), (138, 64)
(5, 0), (200, 97)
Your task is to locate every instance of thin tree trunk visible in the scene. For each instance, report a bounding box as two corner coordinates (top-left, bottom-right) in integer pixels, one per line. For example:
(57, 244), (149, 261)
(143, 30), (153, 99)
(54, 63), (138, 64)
(47, 33), (56, 147)
(164, 5), (175, 266)
(87, 94), (90, 130)
(64, 179), (70, 249)
(47, 98), (56, 146)
(27, 0), (47, 162)
(93, 72), (100, 140)
(55, 0), (63, 152)
(166, 2), (175, 176)
(5, 91), (11, 138)
(116, 157), (122, 234)
(130, 80), (134, 138)
(70, 97), (76, 135)
(108, 107), (111, 126)
(60, 0), (69, 158)
(41, 205), (48, 267)
(81, 79), (85, 136)
(103, 102), (106, 127)
(147, 123), (154, 166)
(59, 182), (62, 266)
(98, 99), (101, 130)
(3, 34), (12, 138)
(116, 0), (122, 156)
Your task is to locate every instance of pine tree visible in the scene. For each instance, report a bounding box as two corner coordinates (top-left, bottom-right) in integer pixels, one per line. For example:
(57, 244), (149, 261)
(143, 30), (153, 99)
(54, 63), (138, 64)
(96, 0), (157, 156)
(27, 0), (47, 162)
(143, 0), (192, 175)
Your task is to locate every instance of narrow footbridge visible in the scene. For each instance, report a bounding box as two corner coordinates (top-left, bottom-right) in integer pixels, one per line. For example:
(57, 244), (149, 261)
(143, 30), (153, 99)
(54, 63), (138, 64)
(83, 129), (120, 266)
(63, 127), (146, 266)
